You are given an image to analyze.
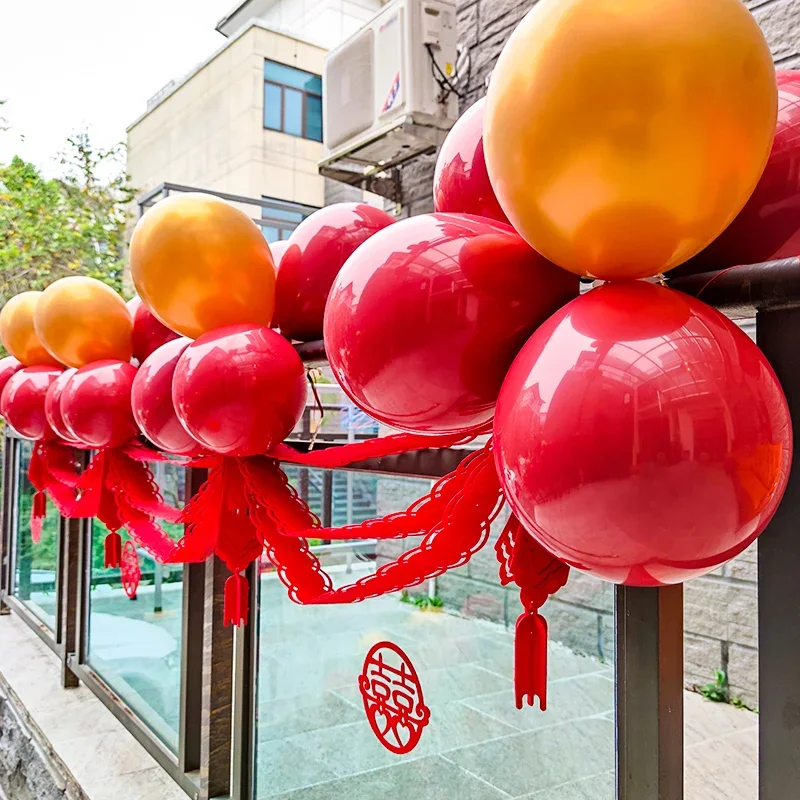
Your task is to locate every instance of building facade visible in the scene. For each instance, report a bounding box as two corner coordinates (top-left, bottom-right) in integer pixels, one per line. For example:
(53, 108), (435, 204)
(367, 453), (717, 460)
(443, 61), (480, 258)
(126, 0), (386, 240)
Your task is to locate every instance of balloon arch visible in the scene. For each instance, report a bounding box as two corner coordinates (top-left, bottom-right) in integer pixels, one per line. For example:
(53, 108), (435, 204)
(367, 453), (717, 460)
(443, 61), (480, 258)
(0, 0), (796, 714)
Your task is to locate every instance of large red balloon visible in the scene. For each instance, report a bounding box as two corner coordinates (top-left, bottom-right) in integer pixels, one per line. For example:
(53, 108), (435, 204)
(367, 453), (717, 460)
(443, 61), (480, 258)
(494, 282), (792, 586)
(0, 356), (22, 404)
(61, 360), (139, 448)
(45, 368), (79, 442)
(129, 296), (180, 362)
(324, 212), (578, 435)
(1, 366), (63, 439)
(274, 203), (395, 341)
(173, 325), (307, 456)
(434, 98), (509, 225)
(674, 71), (800, 275)
(132, 338), (201, 456)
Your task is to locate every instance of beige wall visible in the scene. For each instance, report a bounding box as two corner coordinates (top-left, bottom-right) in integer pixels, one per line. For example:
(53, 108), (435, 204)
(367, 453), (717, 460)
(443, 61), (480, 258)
(126, 24), (327, 212)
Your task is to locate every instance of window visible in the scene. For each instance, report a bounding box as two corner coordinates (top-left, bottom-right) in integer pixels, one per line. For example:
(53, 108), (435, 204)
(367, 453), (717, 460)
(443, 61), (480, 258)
(264, 60), (323, 142)
(261, 197), (317, 243)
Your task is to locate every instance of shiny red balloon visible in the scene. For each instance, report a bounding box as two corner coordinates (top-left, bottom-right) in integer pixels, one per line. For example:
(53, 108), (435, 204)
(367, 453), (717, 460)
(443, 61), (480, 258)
(1, 366), (63, 439)
(274, 203), (395, 341)
(0, 356), (22, 404)
(61, 360), (139, 448)
(324, 212), (578, 435)
(494, 282), (792, 586)
(674, 71), (800, 274)
(434, 98), (509, 225)
(173, 325), (307, 456)
(269, 239), (289, 273)
(132, 338), (201, 456)
(45, 368), (79, 442)
(128, 295), (180, 362)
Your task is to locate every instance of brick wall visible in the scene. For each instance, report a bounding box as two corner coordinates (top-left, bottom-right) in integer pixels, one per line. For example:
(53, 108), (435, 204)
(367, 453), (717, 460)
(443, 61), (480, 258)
(386, 0), (800, 708)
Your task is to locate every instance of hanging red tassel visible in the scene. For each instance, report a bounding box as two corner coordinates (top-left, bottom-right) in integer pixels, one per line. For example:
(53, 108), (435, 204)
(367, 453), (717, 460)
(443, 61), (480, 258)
(104, 531), (123, 568)
(223, 572), (249, 627)
(495, 515), (570, 711)
(31, 491), (46, 543)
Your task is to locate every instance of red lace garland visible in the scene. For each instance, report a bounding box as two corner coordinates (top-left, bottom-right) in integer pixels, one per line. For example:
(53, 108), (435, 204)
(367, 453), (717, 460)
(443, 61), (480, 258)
(27, 439), (180, 565)
(166, 432), (500, 626)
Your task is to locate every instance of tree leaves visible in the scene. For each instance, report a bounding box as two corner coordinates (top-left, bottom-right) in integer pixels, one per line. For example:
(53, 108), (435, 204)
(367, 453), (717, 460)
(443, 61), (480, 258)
(0, 131), (134, 304)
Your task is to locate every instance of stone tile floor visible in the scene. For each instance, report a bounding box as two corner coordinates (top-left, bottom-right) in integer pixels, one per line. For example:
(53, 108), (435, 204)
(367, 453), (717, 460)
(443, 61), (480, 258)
(1, 574), (758, 799)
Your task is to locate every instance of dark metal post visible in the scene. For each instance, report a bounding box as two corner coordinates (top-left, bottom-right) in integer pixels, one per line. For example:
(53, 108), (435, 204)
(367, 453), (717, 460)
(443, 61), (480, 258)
(616, 584), (684, 799)
(231, 559), (259, 800)
(0, 435), (14, 614)
(179, 468), (207, 774)
(756, 308), (800, 800)
(199, 554), (234, 799)
(59, 513), (82, 688)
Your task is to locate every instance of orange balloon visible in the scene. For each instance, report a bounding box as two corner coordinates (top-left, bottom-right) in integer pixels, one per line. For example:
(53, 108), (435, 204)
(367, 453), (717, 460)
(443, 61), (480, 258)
(129, 193), (275, 339)
(0, 292), (61, 366)
(484, 0), (777, 280)
(35, 277), (133, 368)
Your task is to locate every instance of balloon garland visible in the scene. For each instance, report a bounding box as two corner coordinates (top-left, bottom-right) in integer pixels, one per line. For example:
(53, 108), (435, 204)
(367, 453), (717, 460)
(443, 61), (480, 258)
(0, 4), (794, 715)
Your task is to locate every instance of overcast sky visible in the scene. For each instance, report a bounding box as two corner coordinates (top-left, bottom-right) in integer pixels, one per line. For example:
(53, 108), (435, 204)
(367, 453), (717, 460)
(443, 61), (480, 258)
(0, 0), (234, 175)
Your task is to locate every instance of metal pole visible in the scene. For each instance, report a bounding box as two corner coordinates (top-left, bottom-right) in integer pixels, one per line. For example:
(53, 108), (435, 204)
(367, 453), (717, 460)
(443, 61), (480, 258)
(615, 584), (684, 799)
(755, 308), (800, 800)
(153, 562), (163, 613)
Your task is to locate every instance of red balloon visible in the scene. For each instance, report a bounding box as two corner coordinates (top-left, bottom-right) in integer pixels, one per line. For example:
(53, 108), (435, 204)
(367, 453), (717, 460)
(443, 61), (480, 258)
(674, 71), (800, 275)
(129, 295), (180, 362)
(45, 368), (79, 442)
(494, 282), (792, 586)
(173, 325), (307, 456)
(132, 338), (201, 456)
(1, 366), (63, 439)
(0, 356), (22, 404)
(274, 203), (395, 341)
(269, 239), (289, 273)
(61, 360), (139, 448)
(434, 98), (509, 225)
(324, 212), (578, 435)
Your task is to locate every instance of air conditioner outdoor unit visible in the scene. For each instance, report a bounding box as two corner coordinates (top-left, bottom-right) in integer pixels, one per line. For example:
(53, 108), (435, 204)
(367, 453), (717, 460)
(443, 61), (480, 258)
(319, 0), (459, 193)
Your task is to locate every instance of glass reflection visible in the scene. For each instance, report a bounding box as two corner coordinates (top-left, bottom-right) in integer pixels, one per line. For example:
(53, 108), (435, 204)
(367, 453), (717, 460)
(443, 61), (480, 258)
(13, 440), (58, 629)
(85, 460), (186, 750)
(254, 470), (614, 799)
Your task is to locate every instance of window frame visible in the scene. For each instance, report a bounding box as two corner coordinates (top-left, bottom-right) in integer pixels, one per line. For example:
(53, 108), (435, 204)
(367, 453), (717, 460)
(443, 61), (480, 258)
(260, 196), (319, 243)
(263, 59), (323, 142)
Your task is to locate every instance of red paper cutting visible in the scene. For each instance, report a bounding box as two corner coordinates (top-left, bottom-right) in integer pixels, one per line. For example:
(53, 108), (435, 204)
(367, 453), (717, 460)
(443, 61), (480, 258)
(121, 540), (141, 599)
(359, 641), (430, 754)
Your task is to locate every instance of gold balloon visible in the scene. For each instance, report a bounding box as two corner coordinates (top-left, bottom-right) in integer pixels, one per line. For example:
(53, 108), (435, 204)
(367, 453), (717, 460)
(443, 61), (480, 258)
(0, 292), (61, 366)
(484, 0), (777, 280)
(129, 193), (276, 339)
(35, 277), (133, 368)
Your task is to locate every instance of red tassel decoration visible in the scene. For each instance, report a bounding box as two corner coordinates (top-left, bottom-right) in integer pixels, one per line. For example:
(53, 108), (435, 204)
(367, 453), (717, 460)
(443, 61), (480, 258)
(104, 531), (123, 568)
(495, 514), (570, 712)
(223, 572), (249, 627)
(514, 610), (549, 710)
(31, 491), (46, 543)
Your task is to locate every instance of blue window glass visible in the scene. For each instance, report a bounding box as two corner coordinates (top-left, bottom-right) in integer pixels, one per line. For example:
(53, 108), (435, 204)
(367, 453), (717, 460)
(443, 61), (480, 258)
(305, 94), (322, 142)
(284, 88), (303, 137)
(264, 82), (282, 131)
(263, 59), (322, 141)
(262, 226), (280, 243)
(261, 199), (317, 241)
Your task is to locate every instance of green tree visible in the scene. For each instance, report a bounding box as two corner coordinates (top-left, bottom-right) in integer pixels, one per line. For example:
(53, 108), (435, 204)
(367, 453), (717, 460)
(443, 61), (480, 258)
(0, 131), (134, 303)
